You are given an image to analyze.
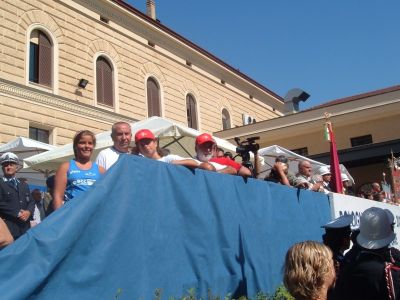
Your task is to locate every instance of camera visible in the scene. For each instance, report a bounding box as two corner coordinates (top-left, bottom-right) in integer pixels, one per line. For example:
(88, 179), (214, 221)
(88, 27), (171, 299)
(234, 136), (260, 166)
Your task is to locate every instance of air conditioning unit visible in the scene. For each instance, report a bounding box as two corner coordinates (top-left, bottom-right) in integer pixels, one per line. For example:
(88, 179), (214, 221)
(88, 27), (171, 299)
(242, 114), (257, 125)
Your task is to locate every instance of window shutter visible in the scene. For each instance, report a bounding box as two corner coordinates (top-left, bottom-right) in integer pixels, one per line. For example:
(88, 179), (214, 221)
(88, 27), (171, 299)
(147, 78), (160, 117)
(29, 43), (39, 83)
(102, 60), (113, 106)
(38, 32), (52, 87)
(96, 59), (104, 104)
(222, 109), (231, 130)
(186, 94), (198, 129)
(96, 57), (114, 107)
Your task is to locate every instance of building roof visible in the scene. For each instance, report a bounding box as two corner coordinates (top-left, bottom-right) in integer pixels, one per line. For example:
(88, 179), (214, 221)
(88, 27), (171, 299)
(307, 84), (400, 111)
(112, 0), (283, 102)
(214, 83), (400, 141)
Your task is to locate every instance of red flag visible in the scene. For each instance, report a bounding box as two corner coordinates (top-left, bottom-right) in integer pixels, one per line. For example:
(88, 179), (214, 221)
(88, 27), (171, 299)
(327, 122), (344, 193)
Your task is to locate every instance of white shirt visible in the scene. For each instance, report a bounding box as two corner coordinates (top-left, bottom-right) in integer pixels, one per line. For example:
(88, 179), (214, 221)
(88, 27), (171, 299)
(194, 157), (225, 171)
(32, 205), (41, 224)
(158, 154), (190, 164)
(95, 147), (126, 170)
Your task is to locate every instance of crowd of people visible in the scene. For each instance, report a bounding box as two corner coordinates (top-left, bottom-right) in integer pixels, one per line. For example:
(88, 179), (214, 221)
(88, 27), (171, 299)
(264, 154), (399, 206)
(264, 155), (348, 195)
(356, 181), (396, 204)
(1, 122), (400, 299)
(284, 207), (400, 300)
(0, 121), (255, 246)
(0, 121), (397, 244)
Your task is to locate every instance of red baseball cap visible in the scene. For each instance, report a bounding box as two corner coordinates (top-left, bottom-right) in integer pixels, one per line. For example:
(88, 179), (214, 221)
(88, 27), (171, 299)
(195, 133), (216, 145)
(135, 129), (155, 143)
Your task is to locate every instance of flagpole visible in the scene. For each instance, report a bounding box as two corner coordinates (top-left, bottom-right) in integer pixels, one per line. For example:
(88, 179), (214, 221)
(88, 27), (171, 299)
(324, 113), (344, 194)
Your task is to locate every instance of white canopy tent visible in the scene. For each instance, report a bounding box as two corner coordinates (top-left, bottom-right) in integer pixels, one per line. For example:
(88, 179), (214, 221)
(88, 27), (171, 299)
(257, 145), (354, 183)
(24, 117), (238, 171)
(0, 137), (57, 188)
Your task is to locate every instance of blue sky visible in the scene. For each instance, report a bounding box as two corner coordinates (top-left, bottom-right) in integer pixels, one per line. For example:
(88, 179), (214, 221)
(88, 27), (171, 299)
(126, 1), (400, 109)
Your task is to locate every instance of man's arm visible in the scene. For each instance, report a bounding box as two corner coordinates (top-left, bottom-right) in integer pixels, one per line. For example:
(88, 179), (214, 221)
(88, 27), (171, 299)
(18, 185), (36, 222)
(171, 159), (200, 169)
(198, 162), (216, 172)
(238, 166), (252, 177)
(209, 157), (248, 176)
(217, 165), (237, 175)
(0, 182), (20, 217)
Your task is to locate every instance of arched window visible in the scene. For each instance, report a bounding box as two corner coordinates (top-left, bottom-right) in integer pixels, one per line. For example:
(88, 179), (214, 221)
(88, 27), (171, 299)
(222, 108), (231, 130)
(186, 94), (198, 130)
(147, 77), (161, 117)
(29, 30), (52, 87)
(96, 56), (114, 107)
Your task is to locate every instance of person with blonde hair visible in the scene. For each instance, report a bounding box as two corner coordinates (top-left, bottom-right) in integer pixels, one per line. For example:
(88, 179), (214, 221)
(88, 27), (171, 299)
(53, 130), (105, 210)
(283, 241), (336, 300)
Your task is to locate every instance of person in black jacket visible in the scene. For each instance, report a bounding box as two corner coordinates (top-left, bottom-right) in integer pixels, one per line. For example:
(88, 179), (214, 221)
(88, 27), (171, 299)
(322, 214), (353, 274)
(0, 152), (35, 240)
(334, 207), (400, 300)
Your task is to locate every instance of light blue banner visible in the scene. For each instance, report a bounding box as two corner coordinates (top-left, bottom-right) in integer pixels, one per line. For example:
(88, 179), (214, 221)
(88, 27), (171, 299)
(0, 155), (331, 299)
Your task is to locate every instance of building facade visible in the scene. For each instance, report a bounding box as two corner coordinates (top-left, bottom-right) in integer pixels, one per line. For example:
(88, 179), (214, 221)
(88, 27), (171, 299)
(215, 86), (400, 193)
(0, 0), (284, 147)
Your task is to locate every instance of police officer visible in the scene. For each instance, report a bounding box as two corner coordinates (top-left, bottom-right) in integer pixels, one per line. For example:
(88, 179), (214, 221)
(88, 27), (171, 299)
(0, 152), (35, 240)
(322, 214), (353, 273)
(334, 207), (400, 300)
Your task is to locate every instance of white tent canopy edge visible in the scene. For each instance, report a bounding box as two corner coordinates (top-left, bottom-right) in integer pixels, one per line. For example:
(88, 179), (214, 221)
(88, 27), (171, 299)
(24, 117), (238, 171)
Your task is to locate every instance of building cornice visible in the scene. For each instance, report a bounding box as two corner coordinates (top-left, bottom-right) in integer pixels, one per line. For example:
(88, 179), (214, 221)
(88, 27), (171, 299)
(0, 79), (136, 125)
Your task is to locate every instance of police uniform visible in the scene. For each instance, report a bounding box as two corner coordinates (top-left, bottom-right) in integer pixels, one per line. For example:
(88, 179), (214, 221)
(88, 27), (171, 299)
(322, 214), (353, 272)
(334, 208), (400, 300)
(0, 178), (35, 240)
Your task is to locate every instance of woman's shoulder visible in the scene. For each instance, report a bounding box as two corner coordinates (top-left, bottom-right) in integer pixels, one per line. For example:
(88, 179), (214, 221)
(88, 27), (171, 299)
(92, 161), (105, 174)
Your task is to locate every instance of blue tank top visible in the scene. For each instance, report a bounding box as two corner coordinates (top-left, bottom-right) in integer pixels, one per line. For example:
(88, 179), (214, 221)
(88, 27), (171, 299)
(64, 160), (101, 202)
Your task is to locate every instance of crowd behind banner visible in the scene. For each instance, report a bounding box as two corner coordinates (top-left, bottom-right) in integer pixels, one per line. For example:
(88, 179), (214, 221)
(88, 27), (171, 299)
(0, 147), (332, 298)
(1, 121), (399, 299)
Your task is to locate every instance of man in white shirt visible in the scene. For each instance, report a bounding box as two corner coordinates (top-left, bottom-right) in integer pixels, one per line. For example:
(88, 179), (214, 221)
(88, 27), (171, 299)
(134, 129), (199, 168)
(96, 122), (132, 170)
(295, 160), (323, 192)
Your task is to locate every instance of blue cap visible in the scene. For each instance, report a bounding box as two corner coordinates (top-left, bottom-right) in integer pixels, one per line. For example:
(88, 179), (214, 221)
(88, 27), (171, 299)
(322, 214), (353, 231)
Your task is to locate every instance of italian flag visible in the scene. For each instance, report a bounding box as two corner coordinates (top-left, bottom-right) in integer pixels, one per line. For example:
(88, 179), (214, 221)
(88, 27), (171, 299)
(324, 123), (331, 142)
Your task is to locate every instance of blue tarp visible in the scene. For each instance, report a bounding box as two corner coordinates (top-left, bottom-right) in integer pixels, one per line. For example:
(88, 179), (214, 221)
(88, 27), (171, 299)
(0, 155), (331, 299)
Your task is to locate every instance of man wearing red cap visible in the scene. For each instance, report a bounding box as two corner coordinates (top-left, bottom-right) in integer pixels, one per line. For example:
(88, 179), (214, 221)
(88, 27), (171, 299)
(134, 129), (199, 168)
(195, 133), (251, 176)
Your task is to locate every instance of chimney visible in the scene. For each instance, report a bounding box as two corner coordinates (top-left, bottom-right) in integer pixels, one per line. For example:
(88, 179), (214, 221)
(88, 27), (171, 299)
(146, 0), (156, 20)
(283, 88), (310, 114)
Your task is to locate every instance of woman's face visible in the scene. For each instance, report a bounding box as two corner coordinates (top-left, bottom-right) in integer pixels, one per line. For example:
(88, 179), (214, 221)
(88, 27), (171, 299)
(75, 134), (94, 160)
(137, 138), (158, 159)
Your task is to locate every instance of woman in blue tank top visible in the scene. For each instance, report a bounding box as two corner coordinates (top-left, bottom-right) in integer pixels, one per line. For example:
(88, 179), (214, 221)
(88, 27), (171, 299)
(53, 130), (105, 210)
